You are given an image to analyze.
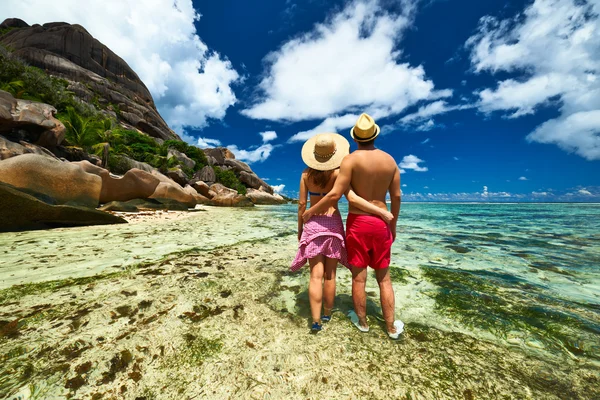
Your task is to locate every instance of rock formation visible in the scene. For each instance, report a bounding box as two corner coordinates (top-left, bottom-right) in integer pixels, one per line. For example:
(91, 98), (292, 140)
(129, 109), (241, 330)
(0, 181), (126, 231)
(0, 19), (179, 141)
(0, 153), (101, 207)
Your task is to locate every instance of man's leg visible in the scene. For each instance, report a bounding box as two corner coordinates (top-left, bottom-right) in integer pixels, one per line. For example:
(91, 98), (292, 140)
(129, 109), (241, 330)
(323, 257), (337, 317)
(308, 256), (325, 324)
(375, 268), (396, 333)
(351, 266), (369, 329)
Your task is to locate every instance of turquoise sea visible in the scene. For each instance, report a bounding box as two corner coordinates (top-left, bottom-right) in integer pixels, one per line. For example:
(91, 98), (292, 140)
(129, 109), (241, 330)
(271, 202), (600, 362)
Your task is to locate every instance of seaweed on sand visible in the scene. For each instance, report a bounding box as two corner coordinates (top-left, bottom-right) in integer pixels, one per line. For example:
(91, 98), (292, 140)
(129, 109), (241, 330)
(0, 271), (128, 306)
(163, 333), (222, 367)
(421, 265), (600, 359)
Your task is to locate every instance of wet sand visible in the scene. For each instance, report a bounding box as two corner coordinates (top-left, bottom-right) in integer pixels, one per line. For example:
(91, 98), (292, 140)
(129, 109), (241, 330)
(1, 208), (598, 399)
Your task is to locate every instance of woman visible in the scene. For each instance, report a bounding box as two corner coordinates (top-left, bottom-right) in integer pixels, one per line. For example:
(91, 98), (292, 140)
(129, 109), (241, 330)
(290, 133), (393, 332)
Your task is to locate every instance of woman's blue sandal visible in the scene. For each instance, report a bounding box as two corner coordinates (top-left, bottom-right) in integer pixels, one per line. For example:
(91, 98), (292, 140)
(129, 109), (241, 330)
(321, 315), (331, 322)
(311, 322), (322, 332)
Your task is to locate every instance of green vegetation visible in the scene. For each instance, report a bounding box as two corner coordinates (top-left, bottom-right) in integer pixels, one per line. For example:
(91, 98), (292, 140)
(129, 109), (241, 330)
(0, 45), (249, 194)
(0, 46), (85, 114)
(0, 271), (126, 306)
(59, 106), (113, 148)
(214, 166), (247, 195)
(421, 265), (600, 359)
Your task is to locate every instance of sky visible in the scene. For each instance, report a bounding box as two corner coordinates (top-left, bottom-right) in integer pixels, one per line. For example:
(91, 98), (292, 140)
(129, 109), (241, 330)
(2, 0), (599, 201)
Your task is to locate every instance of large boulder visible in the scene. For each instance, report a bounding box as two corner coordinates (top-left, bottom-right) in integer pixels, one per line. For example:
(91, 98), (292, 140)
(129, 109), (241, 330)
(52, 145), (102, 165)
(0, 90), (66, 147)
(73, 162), (161, 204)
(209, 183), (253, 207)
(183, 184), (210, 205)
(190, 180), (214, 199)
(0, 21), (180, 141)
(167, 168), (188, 187)
(246, 188), (286, 205)
(168, 148), (195, 170)
(195, 165), (216, 185)
(203, 148), (225, 165)
(223, 159), (252, 174)
(0, 181), (126, 231)
(0, 18), (29, 30)
(109, 154), (155, 174)
(0, 154), (101, 207)
(98, 198), (189, 212)
(0, 135), (58, 161)
(239, 171), (273, 194)
(150, 182), (196, 208)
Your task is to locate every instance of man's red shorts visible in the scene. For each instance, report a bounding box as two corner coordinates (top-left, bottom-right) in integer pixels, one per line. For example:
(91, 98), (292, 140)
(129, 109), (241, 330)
(345, 213), (393, 269)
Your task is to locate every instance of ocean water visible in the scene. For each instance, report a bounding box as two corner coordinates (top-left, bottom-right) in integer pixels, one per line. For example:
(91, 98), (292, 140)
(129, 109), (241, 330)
(271, 202), (600, 361)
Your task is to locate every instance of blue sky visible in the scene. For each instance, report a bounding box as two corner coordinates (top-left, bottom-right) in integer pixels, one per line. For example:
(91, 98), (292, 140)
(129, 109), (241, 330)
(3, 0), (599, 201)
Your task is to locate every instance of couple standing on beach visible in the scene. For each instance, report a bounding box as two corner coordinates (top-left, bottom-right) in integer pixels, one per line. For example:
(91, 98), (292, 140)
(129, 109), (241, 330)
(290, 113), (403, 338)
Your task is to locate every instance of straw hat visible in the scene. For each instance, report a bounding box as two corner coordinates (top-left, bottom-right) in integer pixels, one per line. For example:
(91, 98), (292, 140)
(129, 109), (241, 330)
(301, 133), (350, 171)
(350, 113), (380, 142)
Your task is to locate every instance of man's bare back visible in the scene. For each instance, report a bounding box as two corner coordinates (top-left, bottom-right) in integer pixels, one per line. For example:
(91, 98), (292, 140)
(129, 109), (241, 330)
(346, 149), (398, 216)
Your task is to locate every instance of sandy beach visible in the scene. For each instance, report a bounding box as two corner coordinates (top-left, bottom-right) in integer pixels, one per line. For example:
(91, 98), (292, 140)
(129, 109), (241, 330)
(1, 205), (599, 399)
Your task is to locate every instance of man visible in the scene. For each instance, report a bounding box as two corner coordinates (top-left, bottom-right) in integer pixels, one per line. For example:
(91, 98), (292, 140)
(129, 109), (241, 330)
(302, 113), (403, 339)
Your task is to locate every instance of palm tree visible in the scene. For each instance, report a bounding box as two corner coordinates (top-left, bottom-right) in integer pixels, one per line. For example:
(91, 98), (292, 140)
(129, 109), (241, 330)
(60, 107), (110, 149)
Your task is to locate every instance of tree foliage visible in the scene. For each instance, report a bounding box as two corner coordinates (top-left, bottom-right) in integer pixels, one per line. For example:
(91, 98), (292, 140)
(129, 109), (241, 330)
(214, 167), (247, 195)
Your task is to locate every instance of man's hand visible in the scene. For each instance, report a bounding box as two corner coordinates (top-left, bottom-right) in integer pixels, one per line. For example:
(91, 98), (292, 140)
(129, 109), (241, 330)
(302, 208), (313, 223)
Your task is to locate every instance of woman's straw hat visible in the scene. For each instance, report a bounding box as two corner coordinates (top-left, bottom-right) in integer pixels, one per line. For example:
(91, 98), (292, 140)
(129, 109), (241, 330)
(350, 113), (380, 142)
(301, 133), (350, 171)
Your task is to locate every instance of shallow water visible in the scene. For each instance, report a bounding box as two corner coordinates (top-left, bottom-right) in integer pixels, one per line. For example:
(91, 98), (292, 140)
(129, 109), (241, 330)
(271, 202), (600, 362)
(1, 203), (599, 398)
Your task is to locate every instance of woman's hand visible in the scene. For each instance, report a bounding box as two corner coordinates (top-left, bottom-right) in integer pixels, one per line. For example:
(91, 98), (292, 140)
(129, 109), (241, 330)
(379, 210), (394, 224)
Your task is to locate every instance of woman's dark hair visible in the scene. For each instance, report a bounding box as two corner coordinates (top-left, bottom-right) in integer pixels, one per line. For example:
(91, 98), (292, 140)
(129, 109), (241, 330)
(306, 167), (334, 188)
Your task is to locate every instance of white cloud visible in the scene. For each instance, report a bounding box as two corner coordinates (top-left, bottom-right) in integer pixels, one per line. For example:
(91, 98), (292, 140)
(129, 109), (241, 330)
(289, 114), (359, 143)
(399, 155), (428, 173)
(466, 0), (600, 159)
(415, 120), (435, 131)
(272, 184), (285, 194)
(243, 0), (450, 138)
(227, 144), (275, 164)
(453, 156), (459, 161)
(421, 138), (430, 144)
(482, 186), (489, 197)
(195, 137), (222, 149)
(1, 0), (240, 133)
(402, 184), (407, 187)
(260, 131), (278, 142)
(519, 176), (528, 181)
(526, 110), (600, 160)
(578, 189), (592, 196)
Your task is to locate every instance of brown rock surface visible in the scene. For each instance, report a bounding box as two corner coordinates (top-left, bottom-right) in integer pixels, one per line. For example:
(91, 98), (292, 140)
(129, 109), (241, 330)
(239, 171), (273, 194)
(0, 21), (179, 141)
(0, 154), (101, 207)
(74, 162), (161, 204)
(190, 180), (214, 199)
(209, 183), (254, 207)
(0, 181), (126, 231)
(0, 135), (58, 160)
(0, 90), (66, 147)
(246, 188), (286, 205)
(167, 168), (188, 187)
(195, 165), (216, 185)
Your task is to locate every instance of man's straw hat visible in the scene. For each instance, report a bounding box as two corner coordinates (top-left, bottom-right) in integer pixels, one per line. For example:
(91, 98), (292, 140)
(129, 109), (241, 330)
(350, 113), (380, 142)
(301, 133), (350, 171)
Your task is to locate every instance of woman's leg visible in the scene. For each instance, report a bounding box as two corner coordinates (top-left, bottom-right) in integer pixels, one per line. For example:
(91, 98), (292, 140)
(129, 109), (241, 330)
(323, 257), (338, 317)
(308, 255), (325, 324)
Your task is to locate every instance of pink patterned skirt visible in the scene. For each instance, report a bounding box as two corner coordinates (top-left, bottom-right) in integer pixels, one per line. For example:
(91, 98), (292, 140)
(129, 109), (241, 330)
(290, 213), (350, 272)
